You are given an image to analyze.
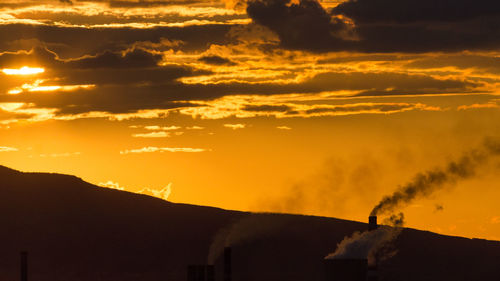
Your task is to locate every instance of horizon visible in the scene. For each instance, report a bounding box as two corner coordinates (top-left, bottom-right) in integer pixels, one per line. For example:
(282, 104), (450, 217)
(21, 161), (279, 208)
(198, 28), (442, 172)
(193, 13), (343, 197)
(0, 0), (499, 243)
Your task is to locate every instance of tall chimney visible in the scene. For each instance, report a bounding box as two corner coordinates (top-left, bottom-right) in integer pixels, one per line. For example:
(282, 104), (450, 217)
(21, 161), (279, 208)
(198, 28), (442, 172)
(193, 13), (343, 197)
(206, 265), (215, 281)
(197, 265), (205, 281)
(223, 247), (231, 281)
(368, 216), (377, 231)
(187, 265), (197, 281)
(20, 251), (27, 281)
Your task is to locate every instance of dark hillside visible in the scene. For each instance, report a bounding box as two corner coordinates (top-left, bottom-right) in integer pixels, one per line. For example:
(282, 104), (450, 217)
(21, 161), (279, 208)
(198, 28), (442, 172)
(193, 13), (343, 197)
(0, 165), (499, 281)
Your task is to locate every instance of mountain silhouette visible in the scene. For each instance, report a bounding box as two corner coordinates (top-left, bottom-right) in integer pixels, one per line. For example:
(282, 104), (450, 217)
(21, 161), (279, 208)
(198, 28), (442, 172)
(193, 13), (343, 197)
(0, 165), (499, 281)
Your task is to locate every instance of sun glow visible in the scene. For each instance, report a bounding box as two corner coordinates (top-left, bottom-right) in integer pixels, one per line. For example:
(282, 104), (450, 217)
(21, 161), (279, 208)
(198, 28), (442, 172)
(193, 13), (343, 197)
(2, 66), (45, 75)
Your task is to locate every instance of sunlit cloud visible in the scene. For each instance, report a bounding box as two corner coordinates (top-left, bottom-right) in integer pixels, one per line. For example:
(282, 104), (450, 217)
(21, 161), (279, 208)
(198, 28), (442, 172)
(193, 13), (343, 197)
(120, 146), (208, 154)
(277, 126), (292, 130)
(138, 184), (172, 201)
(2, 66), (44, 75)
(144, 125), (181, 130)
(98, 180), (126, 191)
(0, 1), (246, 28)
(54, 109), (172, 122)
(7, 80), (95, 95)
(0, 146), (18, 152)
(132, 131), (170, 138)
(186, 126), (205, 130)
(224, 123), (246, 130)
(0, 102), (57, 124)
(98, 180), (172, 201)
(457, 102), (500, 111)
(178, 95), (443, 120)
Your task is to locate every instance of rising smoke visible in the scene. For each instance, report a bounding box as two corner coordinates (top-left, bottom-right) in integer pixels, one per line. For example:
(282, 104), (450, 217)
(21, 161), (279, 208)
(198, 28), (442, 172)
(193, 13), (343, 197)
(325, 213), (404, 264)
(207, 213), (292, 264)
(326, 137), (500, 263)
(371, 137), (500, 216)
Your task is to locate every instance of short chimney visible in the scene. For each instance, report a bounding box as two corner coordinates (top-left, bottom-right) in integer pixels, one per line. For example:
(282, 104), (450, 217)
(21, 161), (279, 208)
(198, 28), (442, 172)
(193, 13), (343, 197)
(206, 265), (215, 281)
(223, 247), (231, 281)
(20, 252), (27, 281)
(368, 216), (377, 231)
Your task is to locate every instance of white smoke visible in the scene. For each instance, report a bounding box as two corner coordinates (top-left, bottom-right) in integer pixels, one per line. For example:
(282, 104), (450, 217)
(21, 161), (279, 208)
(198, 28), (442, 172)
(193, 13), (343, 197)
(326, 137), (500, 265)
(325, 226), (401, 265)
(325, 213), (404, 264)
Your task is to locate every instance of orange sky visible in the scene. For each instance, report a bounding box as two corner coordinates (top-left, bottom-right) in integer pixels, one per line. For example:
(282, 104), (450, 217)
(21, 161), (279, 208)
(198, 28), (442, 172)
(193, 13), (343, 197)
(0, 0), (499, 241)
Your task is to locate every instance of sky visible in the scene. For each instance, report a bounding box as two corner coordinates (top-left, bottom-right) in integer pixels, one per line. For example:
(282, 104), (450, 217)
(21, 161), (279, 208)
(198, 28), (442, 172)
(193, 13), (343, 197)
(0, 0), (499, 240)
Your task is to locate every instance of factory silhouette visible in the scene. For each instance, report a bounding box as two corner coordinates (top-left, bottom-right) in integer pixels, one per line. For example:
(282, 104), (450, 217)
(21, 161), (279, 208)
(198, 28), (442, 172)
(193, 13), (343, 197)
(18, 216), (381, 281)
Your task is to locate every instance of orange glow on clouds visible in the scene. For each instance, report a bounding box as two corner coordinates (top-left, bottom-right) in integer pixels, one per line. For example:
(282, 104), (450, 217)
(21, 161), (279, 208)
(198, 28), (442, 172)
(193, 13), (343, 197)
(2, 66), (44, 75)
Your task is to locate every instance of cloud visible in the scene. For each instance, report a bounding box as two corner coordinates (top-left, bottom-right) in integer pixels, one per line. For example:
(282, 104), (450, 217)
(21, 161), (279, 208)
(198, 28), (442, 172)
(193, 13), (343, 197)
(98, 180), (125, 190)
(246, 0), (500, 52)
(132, 131), (170, 138)
(276, 126), (291, 130)
(0, 23), (234, 58)
(198, 55), (236, 65)
(120, 146), (208, 154)
(224, 123), (246, 129)
(138, 184), (172, 201)
(458, 102), (500, 111)
(332, 0), (500, 23)
(186, 125), (204, 129)
(98, 180), (172, 201)
(180, 95), (443, 119)
(0, 146), (18, 152)
(144, 125), (182, 130)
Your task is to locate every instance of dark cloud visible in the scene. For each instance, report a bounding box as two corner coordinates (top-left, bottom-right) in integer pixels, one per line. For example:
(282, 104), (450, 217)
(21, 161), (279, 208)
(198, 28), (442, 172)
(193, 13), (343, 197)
(52, 0), (205, 7)
(198, 55), (236, 66)
(242, 104), (291, 112)
(0, 24), (235, 58)
(332, 0), (500, 23)
(0, 47), (162, 70)
(0, 108), (34, 121)
(107, 0), (201, 7)
(405, 55), (500, 74)
(246, 0), (500, 52)
(247, 0), (354, 52)
(303, 104), (415, 115)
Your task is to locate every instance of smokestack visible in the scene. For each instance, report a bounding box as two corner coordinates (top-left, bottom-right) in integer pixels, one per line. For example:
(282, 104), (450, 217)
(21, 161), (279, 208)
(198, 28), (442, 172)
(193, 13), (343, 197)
(367, 264), (378, 281)
(324, 259), (367, 281)
(223, 247), (231, 281)
(187, 265), (197, 281)
(368, 216), (377, 231)
(197, 265), (205, 281)
(206, 265), (215, 281)
(20, 252), (27, 281)
(187, 265), (214, 281)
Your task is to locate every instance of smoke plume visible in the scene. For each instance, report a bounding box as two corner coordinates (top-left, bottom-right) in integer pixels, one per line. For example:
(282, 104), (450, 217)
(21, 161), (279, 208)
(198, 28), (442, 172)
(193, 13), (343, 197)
(371, 137), (500, 216)
(326, 137), (500, 264)
(207, 213), (292, 264)
(325, 213), (404, 264)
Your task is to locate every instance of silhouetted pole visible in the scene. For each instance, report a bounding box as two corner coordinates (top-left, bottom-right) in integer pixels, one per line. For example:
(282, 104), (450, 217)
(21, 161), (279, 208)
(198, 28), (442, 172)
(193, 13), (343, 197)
(368, 216), (378, 231)
(224, 247), (231, 281)
(20, 251), (28, 281)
